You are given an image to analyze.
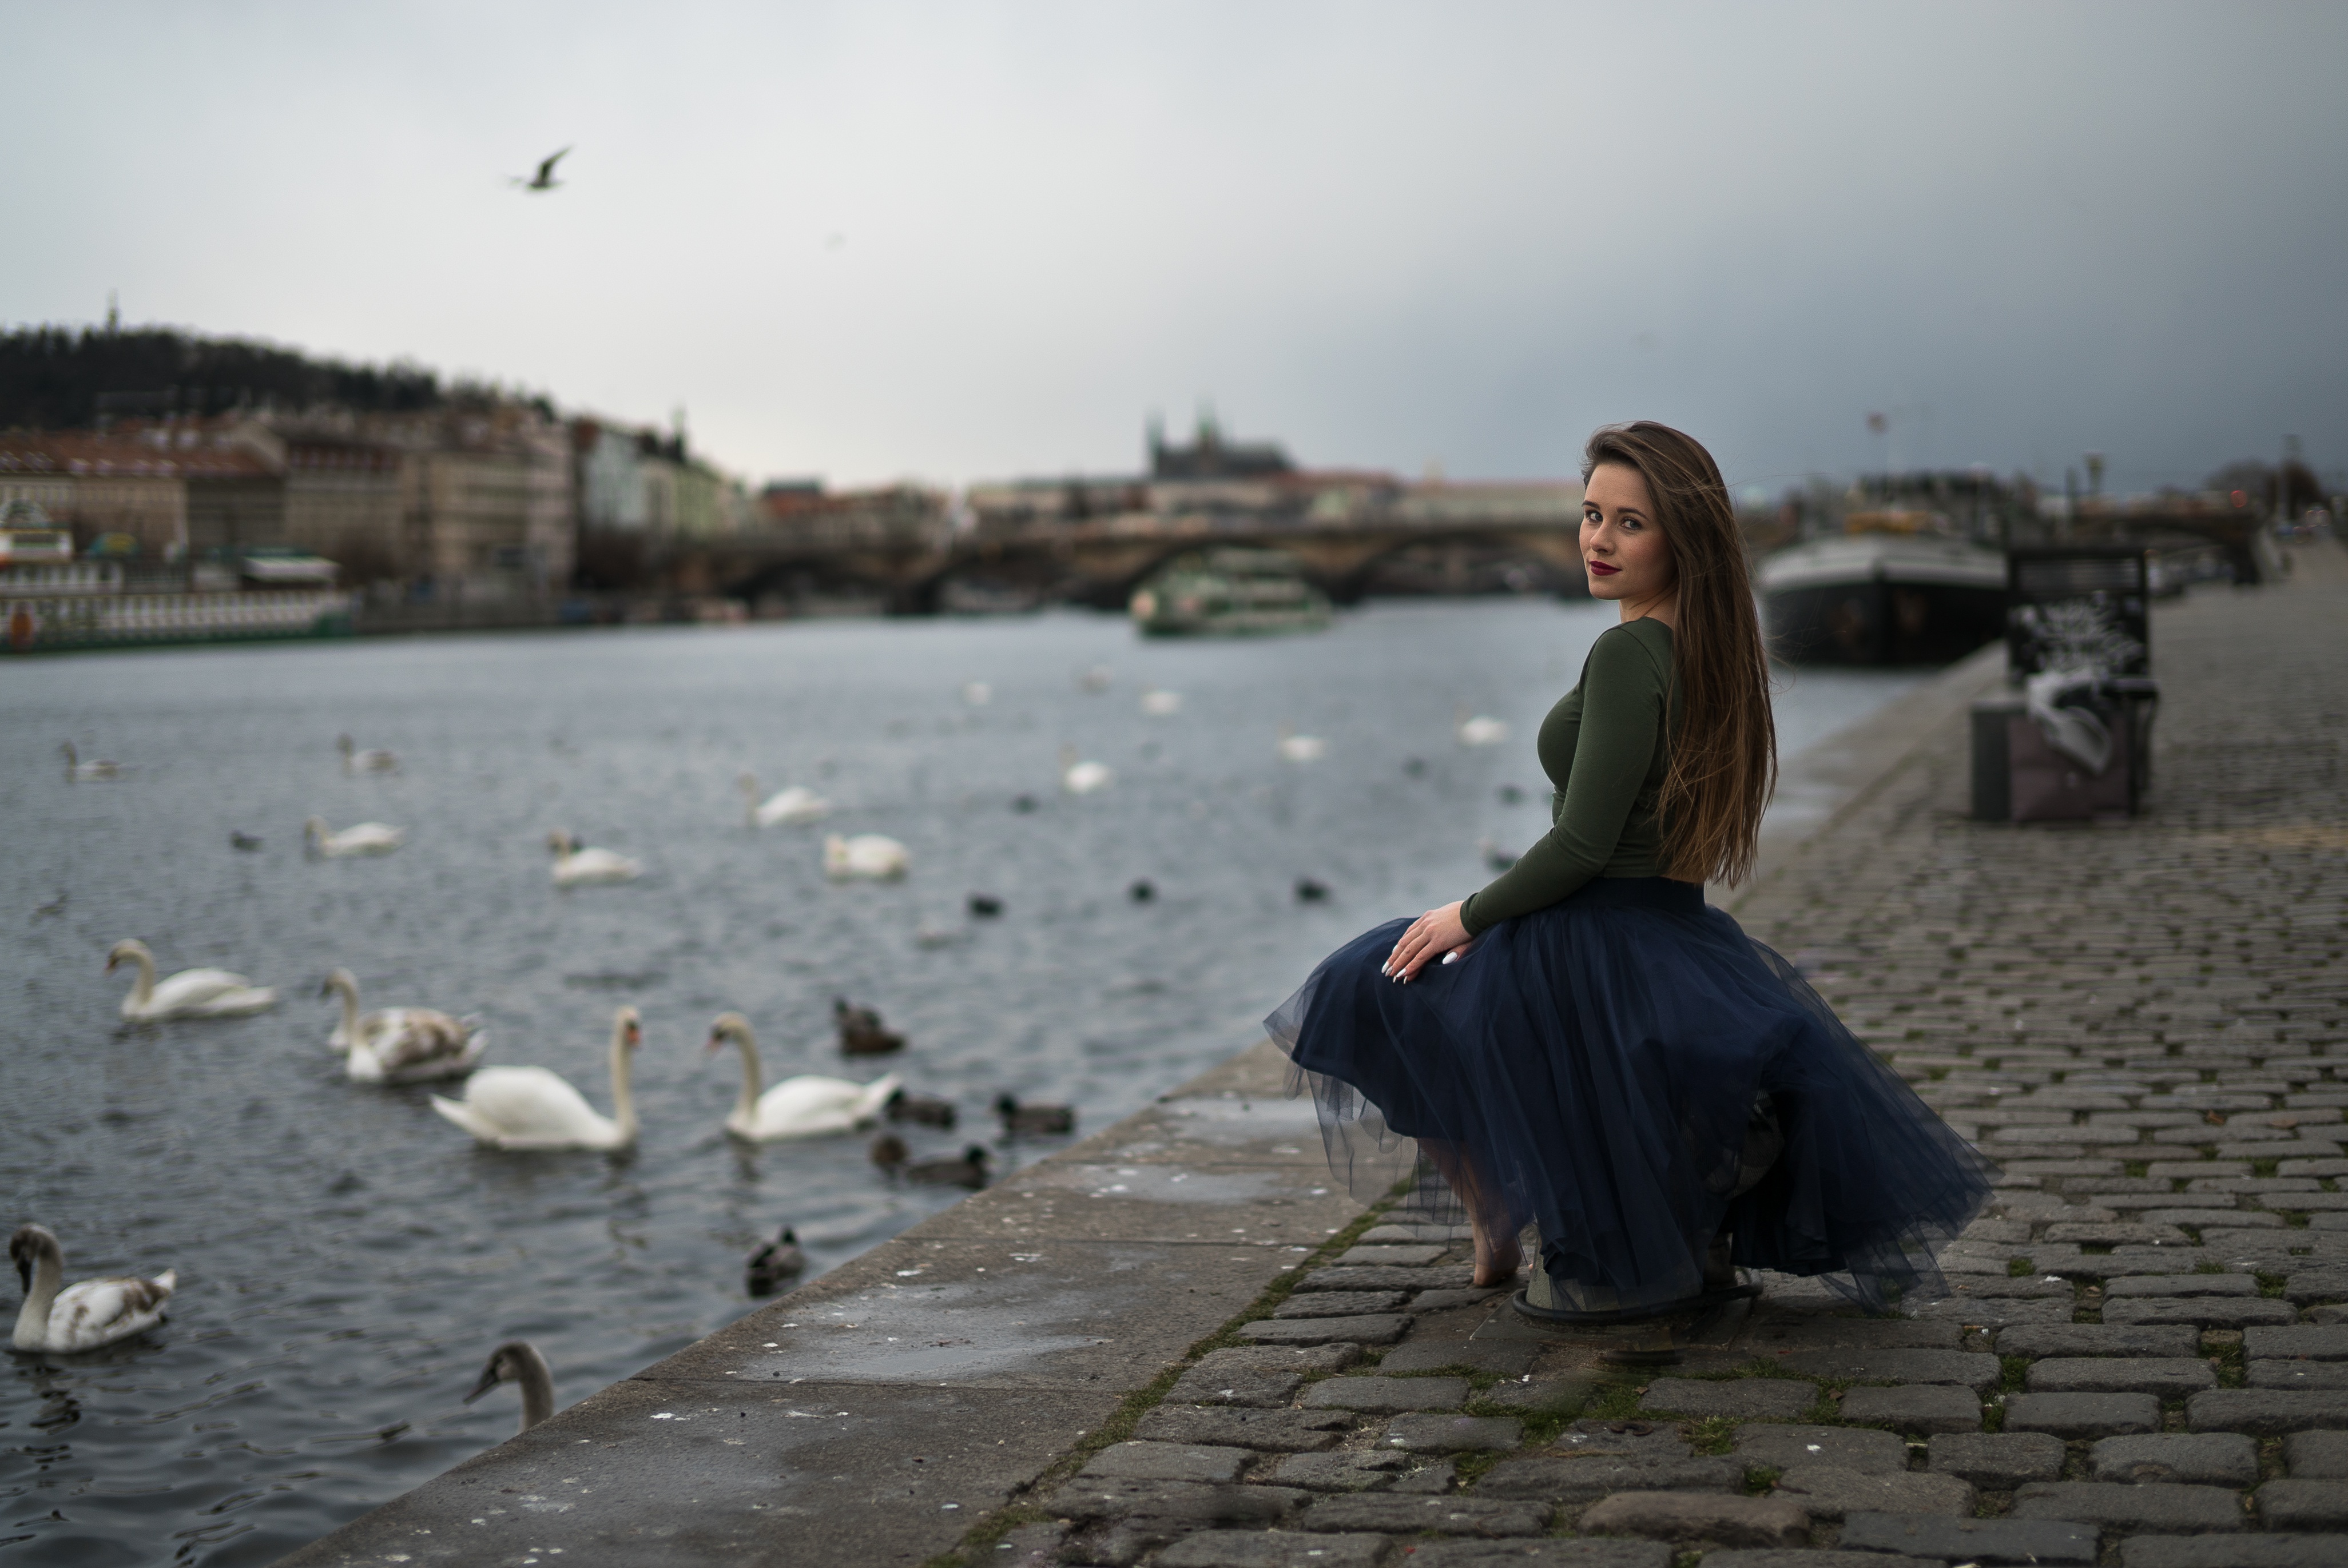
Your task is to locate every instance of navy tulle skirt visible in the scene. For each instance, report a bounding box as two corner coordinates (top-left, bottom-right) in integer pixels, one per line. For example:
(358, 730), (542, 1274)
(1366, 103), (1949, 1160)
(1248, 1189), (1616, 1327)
(1268, 877), (1993, 1314)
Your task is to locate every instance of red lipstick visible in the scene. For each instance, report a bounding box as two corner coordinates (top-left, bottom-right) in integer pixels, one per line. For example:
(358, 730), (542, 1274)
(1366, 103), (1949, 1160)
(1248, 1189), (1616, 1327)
(1587, 560), (1621, 577)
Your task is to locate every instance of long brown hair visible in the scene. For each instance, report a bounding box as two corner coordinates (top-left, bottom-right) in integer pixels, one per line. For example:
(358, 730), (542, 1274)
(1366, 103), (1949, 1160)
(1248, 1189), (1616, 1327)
(1583, 421), (1775, 885)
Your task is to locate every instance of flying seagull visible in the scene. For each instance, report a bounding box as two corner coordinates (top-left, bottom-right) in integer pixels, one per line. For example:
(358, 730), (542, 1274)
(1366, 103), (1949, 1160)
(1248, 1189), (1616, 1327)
(512, 148), (570, 192)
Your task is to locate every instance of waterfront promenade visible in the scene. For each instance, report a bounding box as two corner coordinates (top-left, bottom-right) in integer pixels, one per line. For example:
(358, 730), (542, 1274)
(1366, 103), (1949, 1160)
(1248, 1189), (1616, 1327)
(284, 547), (2348, 1568)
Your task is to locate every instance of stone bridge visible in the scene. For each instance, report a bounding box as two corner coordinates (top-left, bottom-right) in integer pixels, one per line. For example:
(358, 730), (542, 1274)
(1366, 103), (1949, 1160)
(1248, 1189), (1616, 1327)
(654, 509), (1592, 613)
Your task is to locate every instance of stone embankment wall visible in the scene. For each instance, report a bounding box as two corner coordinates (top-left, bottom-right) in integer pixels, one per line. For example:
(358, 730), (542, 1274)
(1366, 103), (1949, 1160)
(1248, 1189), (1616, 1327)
(285, 546), (2348, 1568)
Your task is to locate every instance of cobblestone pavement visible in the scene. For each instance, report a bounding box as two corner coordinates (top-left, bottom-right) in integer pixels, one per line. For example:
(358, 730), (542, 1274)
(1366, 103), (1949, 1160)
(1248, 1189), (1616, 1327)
(992, 549), (2348, 1568)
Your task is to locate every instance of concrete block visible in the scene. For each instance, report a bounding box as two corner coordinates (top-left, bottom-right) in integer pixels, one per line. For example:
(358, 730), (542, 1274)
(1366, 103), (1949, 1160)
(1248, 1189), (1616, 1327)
(1235, 1314), (1407, 1347)
(1929, 1430), (2066, 1488)
(1382, 1412), (1521, 1452)
(1783, 1349), (2000, 1390)
(1481, 1375), (1598, 1413)
(2281, 1268), (2348, 1305)
(1167, 1366), (1305, 1408)
(1296, 1264), (1474, 1292)
(1268, 1450), (1407, 1492)
(1079, 1441), (1252, 1483)
(1476, 1454), (1741, 1502)
(2013, 1481), (2247, 1531)
(1376, 1338), (1538, 1375)
(1838, 1511), (2099, 1565)
(1190, 1343), (1363, 1377)
(2286, 1430), (2348, 1477)
(2105, 1273), (2261, 1296)
(2004, 1391), (2163, 1437)
(2188, 1390), (2348, 1434)
(2247, 1326), (2348, 1360)
(1135, 1406), (1354, 1452)
(1639, 1378), (1817, 1419)
(1742, 1318), (1961, 1350)
(1698, 1555), (1940, 1568)
(2255, 1479), (2348, 1530)
(1731, 1424), (1909, 1475)
(1300, 1375), (1469, 1413)
(1575, 1491), (1810, 1548)
(1273, 1290), (1409, 1318)
(1412, 1286), (1507, 1312)
(1049, 1477), (1305, 1524)
(2118, 1535), (2348, 1568)
(1838, 1384), (1981, 1432)
(2104, 1297), (2303, 1328)
(2247, 1361), (2348, 1389)
(1155, 1529), (1389, 1568)
(1770, 1463), (1976, 1518)
(1336, 1244), (1443, 1265)
(1393, 1544), (1673, 1568)
(2027, 1356), (2218, 1395)
(1996, 1324), (2200, 1357)
(1298, 1494), (1551, 1535)
(2091, 1432), (2262, 1485)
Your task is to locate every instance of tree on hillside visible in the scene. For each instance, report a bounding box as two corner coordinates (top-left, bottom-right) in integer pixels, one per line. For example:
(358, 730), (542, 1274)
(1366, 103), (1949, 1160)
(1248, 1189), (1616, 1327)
(0, 325), (445, 429)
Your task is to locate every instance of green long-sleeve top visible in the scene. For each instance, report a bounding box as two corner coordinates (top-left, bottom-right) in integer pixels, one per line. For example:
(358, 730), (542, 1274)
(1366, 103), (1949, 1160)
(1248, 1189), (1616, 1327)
(1460, 616), (1682, 936)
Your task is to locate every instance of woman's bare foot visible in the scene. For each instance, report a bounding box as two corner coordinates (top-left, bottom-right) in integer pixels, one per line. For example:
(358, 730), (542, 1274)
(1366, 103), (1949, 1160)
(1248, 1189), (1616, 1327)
(1469, 1219), (1522, 1287)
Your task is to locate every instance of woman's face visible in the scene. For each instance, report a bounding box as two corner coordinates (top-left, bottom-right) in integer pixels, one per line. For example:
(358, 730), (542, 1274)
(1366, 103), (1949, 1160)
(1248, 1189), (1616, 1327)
(1581, 462), (1676, 614)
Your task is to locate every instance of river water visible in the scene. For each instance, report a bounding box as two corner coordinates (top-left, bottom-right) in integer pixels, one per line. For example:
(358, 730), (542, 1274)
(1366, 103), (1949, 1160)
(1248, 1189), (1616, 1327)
(2, 599), (1920, 1566)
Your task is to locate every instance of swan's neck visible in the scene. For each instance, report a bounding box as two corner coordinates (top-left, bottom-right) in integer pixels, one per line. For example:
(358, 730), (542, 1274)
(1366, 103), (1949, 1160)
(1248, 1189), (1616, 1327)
(13, 1251), (59, 1346)
(127, 949), (156, 1005)
(333, 978), (362, 1044)
(731, 1030), (764, 1120)
(609, 1029), (638, 1144)
(517, 1352), (555, 1430)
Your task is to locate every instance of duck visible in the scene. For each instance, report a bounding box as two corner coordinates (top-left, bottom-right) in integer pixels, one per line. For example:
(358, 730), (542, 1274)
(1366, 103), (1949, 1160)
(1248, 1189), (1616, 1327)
(1455, 707), (1509, 747)
(1276, 723), (1326, 763)
(967, 894), (1004, 918)
(1059, 746), (1114, 795)
(705, 1012), (901, 1141)
(546, 830), (641, 886)
(1294, 877), (1331, 902)
(1139, 689), (1183, 717)
(229, 830), (265, 851)
(834, 997), (905, 1056)
(337, 735), (399, 774)
(994, 1094), (1075, 1136)
(463, 1340), (554, 1433)
(824, 833), (909, 881)
(886, 1088), (958, 1128)
(430, 1006), (641, 1151)
(745, 1228), (807, 1296)
(1128, 879), (1156, 904)
(10, 1224), (176, 1352)
(59, 743), (120, 782)
(868, 1135), (992, 1188)
(320, 968), (485, 1084)
(106, 938), (277, 1021)
(305, 816), (405, 858)
(740, 774), (830, 827)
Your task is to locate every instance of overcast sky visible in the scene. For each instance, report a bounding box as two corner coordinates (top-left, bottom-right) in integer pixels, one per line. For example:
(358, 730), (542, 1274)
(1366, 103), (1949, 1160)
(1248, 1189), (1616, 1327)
(9, 2), (2345, 496)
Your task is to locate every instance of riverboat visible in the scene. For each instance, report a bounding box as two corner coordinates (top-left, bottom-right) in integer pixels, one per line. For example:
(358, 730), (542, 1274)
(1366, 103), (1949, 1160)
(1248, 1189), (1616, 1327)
(2, 533), (353, 654)
(1128, 547), (1333, 637)
(1758, 512), (2007, 665)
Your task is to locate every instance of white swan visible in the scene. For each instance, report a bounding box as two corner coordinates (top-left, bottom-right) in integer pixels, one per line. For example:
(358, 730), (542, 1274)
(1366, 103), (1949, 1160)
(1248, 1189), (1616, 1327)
(1456, 707), (1509, 747)
(1059, 745), (1114, 795)
(824, 833), (909, 881)
(740, 774), (830, 827)
(60, 742), (120, 782)
(337, 734), (399, 774)
(108, 938), (276, 1021)
(1276, 723), (1326, 763)
(10, 1224), (176, 1353)
(546, 830), (641, 886)
(706, 1012), (902, 1141)
(464, 1340), (555, 1432)
(1139, 689), (1183, 717)
(320, 968), (485, 1083)
(305, 816), (405, 857)
(431, 1006), (641, 1151)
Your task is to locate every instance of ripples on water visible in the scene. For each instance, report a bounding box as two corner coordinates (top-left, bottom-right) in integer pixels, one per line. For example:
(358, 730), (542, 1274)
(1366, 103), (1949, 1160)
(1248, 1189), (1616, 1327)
(1, 600), (1921, 1565)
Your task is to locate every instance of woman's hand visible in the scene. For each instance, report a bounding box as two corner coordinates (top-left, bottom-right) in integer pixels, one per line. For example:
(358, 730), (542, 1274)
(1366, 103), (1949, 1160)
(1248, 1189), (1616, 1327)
(1384, 901), (1471, 983)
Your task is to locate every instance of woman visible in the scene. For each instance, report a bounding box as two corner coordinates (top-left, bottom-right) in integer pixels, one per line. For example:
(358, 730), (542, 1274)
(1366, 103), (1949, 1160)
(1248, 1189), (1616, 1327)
(1269, 421), (1991, 1318)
